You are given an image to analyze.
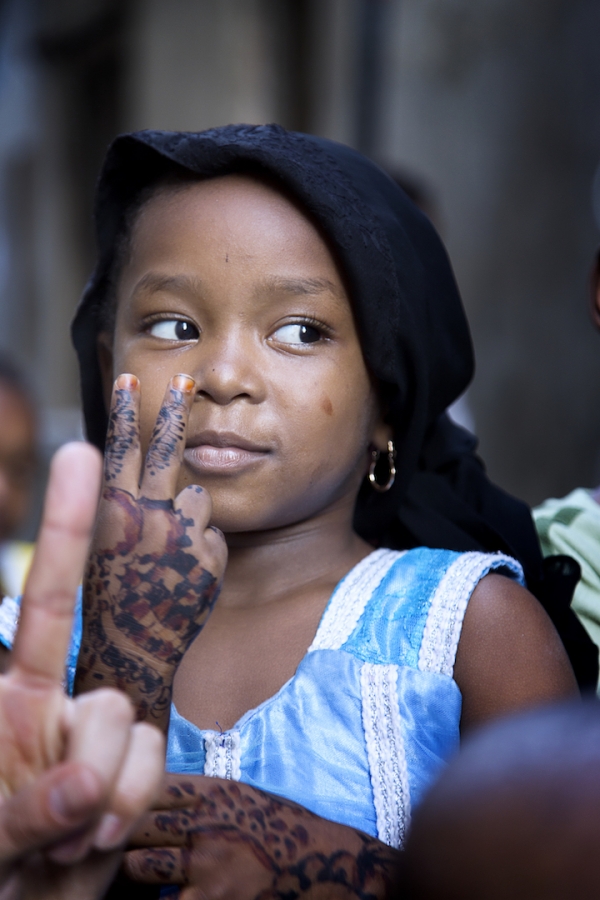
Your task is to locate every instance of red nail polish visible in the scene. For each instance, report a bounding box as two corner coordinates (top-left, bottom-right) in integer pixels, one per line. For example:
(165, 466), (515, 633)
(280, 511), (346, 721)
(172, 374), (195, 393)
(115, 373), (139, 391)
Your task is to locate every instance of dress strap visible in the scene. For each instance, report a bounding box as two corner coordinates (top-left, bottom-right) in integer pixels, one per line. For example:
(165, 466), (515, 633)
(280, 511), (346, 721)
(418, 551), (523, 677)
(308, 549), (404, 653)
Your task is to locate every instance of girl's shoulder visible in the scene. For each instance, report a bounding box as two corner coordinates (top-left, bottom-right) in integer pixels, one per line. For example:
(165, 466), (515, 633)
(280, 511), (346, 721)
(309, 547), (524, 675)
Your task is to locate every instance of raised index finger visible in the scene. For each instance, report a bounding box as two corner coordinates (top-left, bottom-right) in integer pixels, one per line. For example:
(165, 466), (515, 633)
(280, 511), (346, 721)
(11, 443), (102, 684)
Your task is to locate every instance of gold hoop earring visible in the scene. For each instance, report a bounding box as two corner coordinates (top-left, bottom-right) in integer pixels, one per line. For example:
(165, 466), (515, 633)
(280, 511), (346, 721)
(368, 440), (396, 492)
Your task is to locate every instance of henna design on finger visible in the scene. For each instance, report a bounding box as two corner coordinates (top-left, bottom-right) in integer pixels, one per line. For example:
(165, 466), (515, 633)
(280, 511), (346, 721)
(140, 498), (175, 511)
(126, 779), (400, 898)
(105, 387), (140, 484)
(145, 389), (188, 477)
(154, 783), (309, 869)
(136, 848), (180, 884)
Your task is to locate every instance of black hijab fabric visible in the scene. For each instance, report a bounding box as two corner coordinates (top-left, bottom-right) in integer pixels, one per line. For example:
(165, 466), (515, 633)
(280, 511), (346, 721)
(72, 124), (597, 688)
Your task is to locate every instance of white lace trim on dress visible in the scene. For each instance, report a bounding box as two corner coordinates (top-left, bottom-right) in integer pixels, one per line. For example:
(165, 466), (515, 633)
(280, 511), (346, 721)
(418, 551), (523, 677)
(204, 730), (242, 780)
(308, 549), (403, 653)
(361, 662), (410, 848)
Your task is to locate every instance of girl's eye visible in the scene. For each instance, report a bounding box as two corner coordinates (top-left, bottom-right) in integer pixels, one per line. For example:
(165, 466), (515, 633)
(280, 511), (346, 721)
(272, 323), (322, 345)
(148, 319), (199, 341)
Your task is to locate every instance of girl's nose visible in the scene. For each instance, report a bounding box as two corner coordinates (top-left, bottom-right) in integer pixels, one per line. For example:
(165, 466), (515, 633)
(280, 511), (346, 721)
(191, 336), (264, 406)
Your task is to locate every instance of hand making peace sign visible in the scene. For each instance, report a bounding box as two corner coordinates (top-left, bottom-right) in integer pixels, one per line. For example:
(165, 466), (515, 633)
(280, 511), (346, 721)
(0, 442), (164, 899)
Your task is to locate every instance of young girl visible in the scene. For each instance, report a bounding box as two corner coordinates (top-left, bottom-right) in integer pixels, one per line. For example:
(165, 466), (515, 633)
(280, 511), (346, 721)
(35, 126), (583, 896)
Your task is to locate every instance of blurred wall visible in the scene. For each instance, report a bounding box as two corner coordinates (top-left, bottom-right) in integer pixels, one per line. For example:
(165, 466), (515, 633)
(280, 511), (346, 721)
(0, 0), (599, 515)
(380, 0), (600, 505)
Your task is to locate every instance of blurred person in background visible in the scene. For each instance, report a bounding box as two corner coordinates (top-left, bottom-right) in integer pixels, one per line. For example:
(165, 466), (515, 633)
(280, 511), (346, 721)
(0, 357), (37, 599)
(403, 699), (600, 899)
(533, 250), (600, 695)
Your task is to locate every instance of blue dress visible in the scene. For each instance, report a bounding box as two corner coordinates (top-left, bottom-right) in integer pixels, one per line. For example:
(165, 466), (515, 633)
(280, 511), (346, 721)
(0, 547), (522, 848)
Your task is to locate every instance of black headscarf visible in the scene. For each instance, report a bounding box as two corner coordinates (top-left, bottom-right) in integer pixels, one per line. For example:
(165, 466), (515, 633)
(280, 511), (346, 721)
(72, 124), (597, 688)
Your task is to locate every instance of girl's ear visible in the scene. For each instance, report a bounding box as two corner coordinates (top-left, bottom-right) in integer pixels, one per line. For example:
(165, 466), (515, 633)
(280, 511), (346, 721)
(591, 248), (600, 331)
(96, 332), (115, 413)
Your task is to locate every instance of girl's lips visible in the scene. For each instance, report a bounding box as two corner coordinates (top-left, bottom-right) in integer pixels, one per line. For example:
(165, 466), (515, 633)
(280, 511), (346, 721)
(183, 442), (269, 473)
(184, 430), (271, 473)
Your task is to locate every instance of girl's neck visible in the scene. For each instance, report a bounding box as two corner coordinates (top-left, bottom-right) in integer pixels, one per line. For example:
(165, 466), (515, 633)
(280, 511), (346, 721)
(219, 501), (373, 610)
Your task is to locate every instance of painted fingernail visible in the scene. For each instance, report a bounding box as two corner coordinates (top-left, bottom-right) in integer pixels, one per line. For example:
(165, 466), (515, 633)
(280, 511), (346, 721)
(93, 812), (128, 850)
(172, 374), (195, 393)
(116, 373), (139, 391)
(48, 766), (102, 824)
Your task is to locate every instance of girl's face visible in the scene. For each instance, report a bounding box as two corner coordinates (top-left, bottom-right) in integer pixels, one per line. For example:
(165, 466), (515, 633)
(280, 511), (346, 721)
(100, 175), (390, 534)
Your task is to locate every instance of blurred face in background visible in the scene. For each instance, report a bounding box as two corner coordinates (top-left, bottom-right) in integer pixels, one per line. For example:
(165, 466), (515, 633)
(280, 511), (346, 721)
(0, 381), (36, 542)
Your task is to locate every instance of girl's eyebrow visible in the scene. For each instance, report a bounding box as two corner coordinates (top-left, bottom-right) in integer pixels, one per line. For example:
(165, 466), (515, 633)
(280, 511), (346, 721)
(132, 272), (346, 302)
(131, 272), (203, 298)
(261, 276), (345, 301)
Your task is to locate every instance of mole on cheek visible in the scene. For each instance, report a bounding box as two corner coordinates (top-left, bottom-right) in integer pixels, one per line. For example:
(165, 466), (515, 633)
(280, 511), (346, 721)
(320, 395), (333, 416)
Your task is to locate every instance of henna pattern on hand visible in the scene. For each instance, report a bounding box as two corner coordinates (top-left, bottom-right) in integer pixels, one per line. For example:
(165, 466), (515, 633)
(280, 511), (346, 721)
(76, 491), (220, 725)
(75, 378), (226, 732)
(262, 838), (398, 900)
(125, 778), (401, 899)
(99, 490), (216, 664)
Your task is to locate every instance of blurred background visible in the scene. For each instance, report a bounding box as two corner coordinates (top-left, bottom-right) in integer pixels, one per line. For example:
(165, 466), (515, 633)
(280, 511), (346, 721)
(1, 0), (600, 539)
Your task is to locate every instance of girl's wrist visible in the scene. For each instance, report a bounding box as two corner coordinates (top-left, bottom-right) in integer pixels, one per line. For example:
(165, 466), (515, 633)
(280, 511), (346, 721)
(75, 623), (178, 728)
(79, 604), (186, 672)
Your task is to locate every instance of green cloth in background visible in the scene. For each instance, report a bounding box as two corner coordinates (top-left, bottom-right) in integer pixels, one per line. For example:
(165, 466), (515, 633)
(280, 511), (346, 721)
(533, 488), (600, 694)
